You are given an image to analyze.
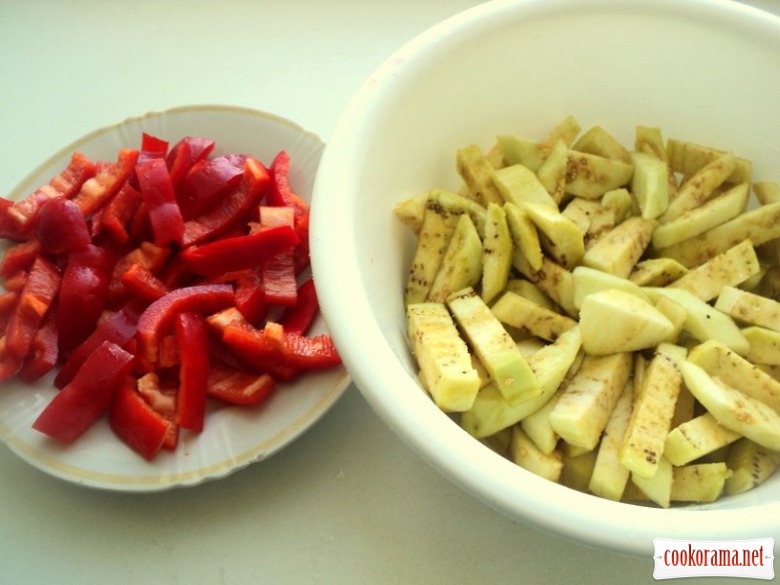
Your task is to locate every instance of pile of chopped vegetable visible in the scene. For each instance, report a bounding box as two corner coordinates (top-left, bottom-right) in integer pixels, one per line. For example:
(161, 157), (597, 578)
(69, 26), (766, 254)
(0, 133), (341, 460)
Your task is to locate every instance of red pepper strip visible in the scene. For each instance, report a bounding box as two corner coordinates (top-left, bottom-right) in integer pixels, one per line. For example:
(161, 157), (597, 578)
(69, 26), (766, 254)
(175, 312), (209, 432)
(233, 268), (267, 326)
(293, 208), (311, 275)
(2, 271), (27, 293)
(181, 225), (299, 276)
(137, 372), (177, 415)
(282, 330), (341, 370)
(207, 360), (276, 406)
(5, 256), (61, 359)
(48, 152), (98, 198)
(0, 239), (42, 278)
(90, 182), (143, 244)
(278, 278), (319, 335)
(267, 151), (309, 219)
(120, 262), (170, 303)
(36, 197), (91, 255)
(72, 148), (139, 217)
(108, 242), (170, 307)
(128, 201), (153, 243)
(222, 321), (341, 380)
(57, 244), (114, 353)
(180, 158), (270, 247)
(156, 254), (198, 291)
(0, 199), (29, 242)
(0, 290), (19, 334)
(19, 310), (58, 382)
(136, 372), (179, 450)
(54, 304), (140, 388)
(261, 251), (297, 307)
(178, 153), (248, 220)
(135, 158), (185, 247)
(0, 338), (22, 382)
(109, 376), (173, 460)
(158, 334), (180, 369)
(259, 206), (298, 306)
(165, 136), (216, 189)
(205, 306), (246, 331)
(136, 133), (168, 166)
(268, 152), (311, 274)
(267, 150), (310, 274)
(220, 322), (299, 381)
(203, 307), (291, 376)
(32, 341), (135, 444)
(136, 284), (234, 365)
(3, 152), (97, 239)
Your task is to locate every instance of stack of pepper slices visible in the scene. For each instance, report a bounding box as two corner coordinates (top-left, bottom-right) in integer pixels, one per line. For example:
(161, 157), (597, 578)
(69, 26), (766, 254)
(0, 133), (342, 460)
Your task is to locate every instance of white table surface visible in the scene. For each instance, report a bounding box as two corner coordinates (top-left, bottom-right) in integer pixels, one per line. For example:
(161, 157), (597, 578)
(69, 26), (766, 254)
(1, 2), (778, 584)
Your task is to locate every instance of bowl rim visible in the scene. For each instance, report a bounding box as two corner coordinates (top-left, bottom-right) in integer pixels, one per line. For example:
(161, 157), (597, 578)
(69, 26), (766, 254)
(311, 0), (780, 558)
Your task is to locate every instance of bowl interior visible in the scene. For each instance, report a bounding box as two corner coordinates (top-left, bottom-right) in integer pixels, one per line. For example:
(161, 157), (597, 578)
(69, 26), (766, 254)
(312, 0), (780, 556)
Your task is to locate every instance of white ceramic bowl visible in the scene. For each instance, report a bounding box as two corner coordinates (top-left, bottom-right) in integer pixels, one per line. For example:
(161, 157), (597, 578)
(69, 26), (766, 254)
(311, 0), (780, 557)
(0, 105), (350, 491)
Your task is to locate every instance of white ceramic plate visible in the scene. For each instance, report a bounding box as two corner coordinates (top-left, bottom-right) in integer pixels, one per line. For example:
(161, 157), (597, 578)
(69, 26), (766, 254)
(0, 105), (351, 492)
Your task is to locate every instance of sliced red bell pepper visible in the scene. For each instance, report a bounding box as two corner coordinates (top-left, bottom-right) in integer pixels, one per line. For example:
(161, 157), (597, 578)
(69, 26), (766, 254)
(205, 269), (267, 325)
(181, 225), (299, 276)
(109, 375), (173, 460)
(136, 371), (179, 450)
(282, 330), (342, 370)
(258, 206), (298, 306)
(2, 152), (97, 240)
(54, 304), (140, 388)
(5, 256), (61, 360)
(180, 157), (270, 247)
(0, 337), (22, 382)
(0, 199), (29, 242)
(32, 340), (135, 443)
(90, 182), (143, 244)
(278, 278), (319, 335)
(120, 262), (170, 303)
(108, 242), (170, 307)
(233, 268), (267, 326)
(1, 272), (28, 294)
(136, 372), (177, 414)
(48, 151), (99, 199)
(158, 334), (180, 369)
(205, 306), (246, 330)
(136, 284), (234, 365)
(0, 290), (19, 334)
(207, 359), (276, 406)
(175, 312), (209, 432)
(0, 239), (43, 278)
(36, 196), (91, 255)
(19, 310), (58, 382)
(261, 251), (297, 307)
(165, 136), (216, 189)
(219, 321), (299, 381)
(177, 153), (248, 220)
(135, 133), (168, 167)
(128, 200), (153, 243)
(72, 148), (139, 217)
(292, 208), (311, 274)
(267, 150), (309, 219)
(135, 158), (185, 247)
(57, 244), (114, 352)
(269, 152), (311, 272)
(221, 320), (341, 381)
